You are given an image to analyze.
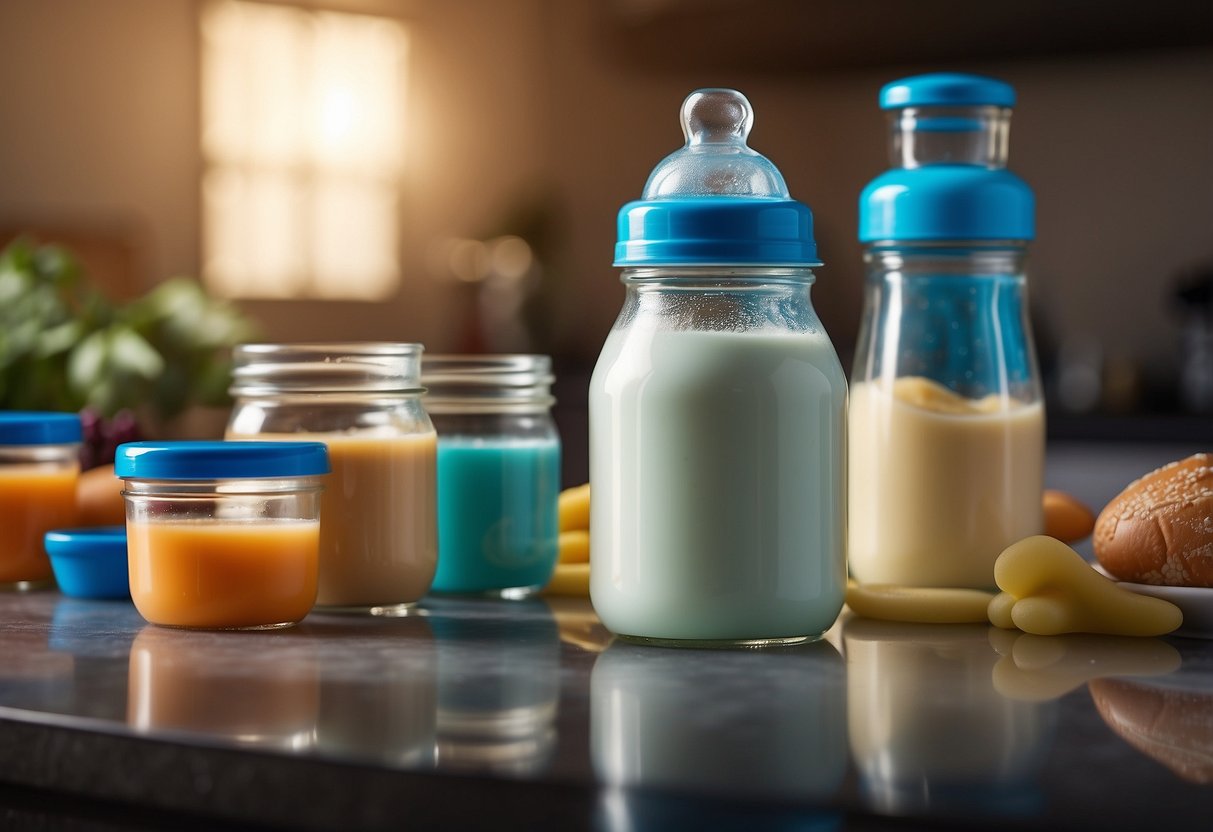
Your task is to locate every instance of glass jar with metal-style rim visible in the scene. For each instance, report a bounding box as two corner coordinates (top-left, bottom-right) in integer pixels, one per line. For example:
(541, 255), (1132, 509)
(422, 355), (561, 598)
(226, 343), (437, 614)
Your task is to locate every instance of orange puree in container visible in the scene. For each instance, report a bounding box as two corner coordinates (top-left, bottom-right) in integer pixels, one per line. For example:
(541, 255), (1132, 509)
(0, 466), (78, 584)
(127, 520), (319, 629)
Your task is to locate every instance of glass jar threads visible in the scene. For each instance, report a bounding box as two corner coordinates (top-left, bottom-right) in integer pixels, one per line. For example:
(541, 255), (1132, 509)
(0, 412), (82, 590)
(226, 343), (438, 614)
(422, 355), (561, 598)
(116, 440), (330, 630)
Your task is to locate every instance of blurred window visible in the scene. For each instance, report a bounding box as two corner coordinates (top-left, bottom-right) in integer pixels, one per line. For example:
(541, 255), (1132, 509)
(201, 1), (407, 300)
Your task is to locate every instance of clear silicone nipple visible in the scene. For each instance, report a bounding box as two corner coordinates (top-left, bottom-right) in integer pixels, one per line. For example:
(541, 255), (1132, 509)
(642, 89), (790, 199)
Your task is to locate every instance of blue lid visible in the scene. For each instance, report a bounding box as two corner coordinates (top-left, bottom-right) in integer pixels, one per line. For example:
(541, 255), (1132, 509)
(880, 73), (1015, 109)
(45, 526), (126, 557)
(860, 166), (1035, 242)
(861, 73), (1033, 242)
(45, 526), (129, 601)
(615, 88), (820, 267)
(0, 411), (83, 445)
(114, 441), (330, 480)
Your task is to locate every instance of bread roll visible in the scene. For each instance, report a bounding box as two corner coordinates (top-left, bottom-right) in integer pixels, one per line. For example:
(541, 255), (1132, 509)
(1094, 453), (1213, 587)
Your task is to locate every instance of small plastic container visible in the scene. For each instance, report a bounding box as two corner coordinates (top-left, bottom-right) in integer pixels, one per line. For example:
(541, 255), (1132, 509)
(423, 355), (561, 598)
(44, 526), (130, 600)
(115, 440), (330, 630)
(0, 411), (83, 590)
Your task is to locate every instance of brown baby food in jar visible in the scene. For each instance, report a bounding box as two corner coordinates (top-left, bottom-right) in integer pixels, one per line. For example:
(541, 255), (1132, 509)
(227, 343), (437, 614)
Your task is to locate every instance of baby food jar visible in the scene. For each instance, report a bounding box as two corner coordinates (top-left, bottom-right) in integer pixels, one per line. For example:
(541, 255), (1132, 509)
(589, 89), (848, 646)
(851, 74), (1044, 590)
(116, 440), (330, 630)
(226, 343), (438, 614)
(422, 355), (561, 597)
(0, 412), (82, 590)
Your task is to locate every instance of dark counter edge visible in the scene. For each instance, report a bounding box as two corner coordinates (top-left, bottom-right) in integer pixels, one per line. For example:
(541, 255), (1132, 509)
(0, 713), (1030, 832)
(0, 711), (596, 832)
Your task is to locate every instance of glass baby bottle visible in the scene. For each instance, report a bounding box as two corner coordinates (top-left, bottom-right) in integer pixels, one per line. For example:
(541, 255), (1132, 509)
(589, 88), (848, 646)
(849, 73), (1045, 590)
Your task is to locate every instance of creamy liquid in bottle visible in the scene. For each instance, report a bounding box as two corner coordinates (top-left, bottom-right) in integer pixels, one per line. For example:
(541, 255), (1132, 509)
(848, 376), (1044, 589)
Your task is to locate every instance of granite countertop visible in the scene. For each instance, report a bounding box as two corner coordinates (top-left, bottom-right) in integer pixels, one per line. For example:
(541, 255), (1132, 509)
(0, 442), (1210, 830)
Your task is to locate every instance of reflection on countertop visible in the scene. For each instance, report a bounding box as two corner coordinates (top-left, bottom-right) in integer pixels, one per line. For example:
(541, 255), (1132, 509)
(843, 617), (1054, 817)
(1089, 641), (1213, 784)
(428, 596), (561, 775)
(1, 591), (1212, 831)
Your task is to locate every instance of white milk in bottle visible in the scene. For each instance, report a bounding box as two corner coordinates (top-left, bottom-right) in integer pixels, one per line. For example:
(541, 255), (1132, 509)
(589, 89), (847, 645)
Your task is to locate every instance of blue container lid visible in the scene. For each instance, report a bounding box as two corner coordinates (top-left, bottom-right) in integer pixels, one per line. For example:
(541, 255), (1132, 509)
(615, 88), (820, 268)
(860, 166), (1035, 243)
(0, 411), (83, 445)
(44, 526), (130, 601)
(861, 73), (1033, 242)
(115, 441), (331, 480)
(880, 73), (1015, 109)
(616, 198), (818, 266)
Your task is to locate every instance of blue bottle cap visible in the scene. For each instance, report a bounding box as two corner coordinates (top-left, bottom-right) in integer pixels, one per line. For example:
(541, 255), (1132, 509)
(880, 73), (1016, 110)
(114, 441), (331, 480)
(861, 73), (1033, 243)
(0, 411), (83, 445)
(45, 526), (130, 600)
(860, 167), (1035, 243)
(615, 88), (820, 268)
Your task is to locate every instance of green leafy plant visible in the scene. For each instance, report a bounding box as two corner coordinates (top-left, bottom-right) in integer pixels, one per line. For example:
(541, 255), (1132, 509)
(0, 237), (257, 449)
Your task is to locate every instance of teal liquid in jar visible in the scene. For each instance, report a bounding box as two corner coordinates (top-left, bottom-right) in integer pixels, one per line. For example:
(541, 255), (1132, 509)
(589, 89), (847, 646)
(423, 356), (562, 598)
(433, 437), (560, 594)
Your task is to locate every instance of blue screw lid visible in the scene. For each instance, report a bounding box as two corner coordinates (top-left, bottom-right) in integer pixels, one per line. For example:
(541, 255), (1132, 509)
(0, 411), (83, 445)
(861, 73), (1033, 243)
(880, 73), (1015, 110)
(860, 167), (1035, 242)
(114, 441), (331, 480)
(615, 88), (820, 268)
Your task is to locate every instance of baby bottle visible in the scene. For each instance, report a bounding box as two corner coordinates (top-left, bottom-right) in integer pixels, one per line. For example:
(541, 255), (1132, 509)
(589, 88), (847, 646)
(849, 73), (1045, 590)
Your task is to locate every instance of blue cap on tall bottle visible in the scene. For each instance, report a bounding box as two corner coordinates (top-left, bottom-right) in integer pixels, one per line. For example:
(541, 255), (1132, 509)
(859, 73), (1034, 243)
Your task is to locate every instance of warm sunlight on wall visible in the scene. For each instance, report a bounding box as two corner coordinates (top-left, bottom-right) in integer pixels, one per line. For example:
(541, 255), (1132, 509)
(201, 1), (407, 300)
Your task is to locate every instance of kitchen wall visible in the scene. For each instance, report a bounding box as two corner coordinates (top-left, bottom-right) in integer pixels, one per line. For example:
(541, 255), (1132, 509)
(536, 3), (1213, 400)
(0, 0), (201, 294)
(0, 0), (1208, 413)
(0, 0), (552, 351)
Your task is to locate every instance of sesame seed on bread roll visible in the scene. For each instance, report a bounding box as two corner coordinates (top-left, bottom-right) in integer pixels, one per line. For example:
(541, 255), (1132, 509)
(1093, 453), (1213, 588)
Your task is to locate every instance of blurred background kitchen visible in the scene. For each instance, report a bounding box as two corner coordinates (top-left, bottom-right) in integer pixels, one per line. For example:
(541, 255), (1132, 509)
(0, 0), (1210, 484)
